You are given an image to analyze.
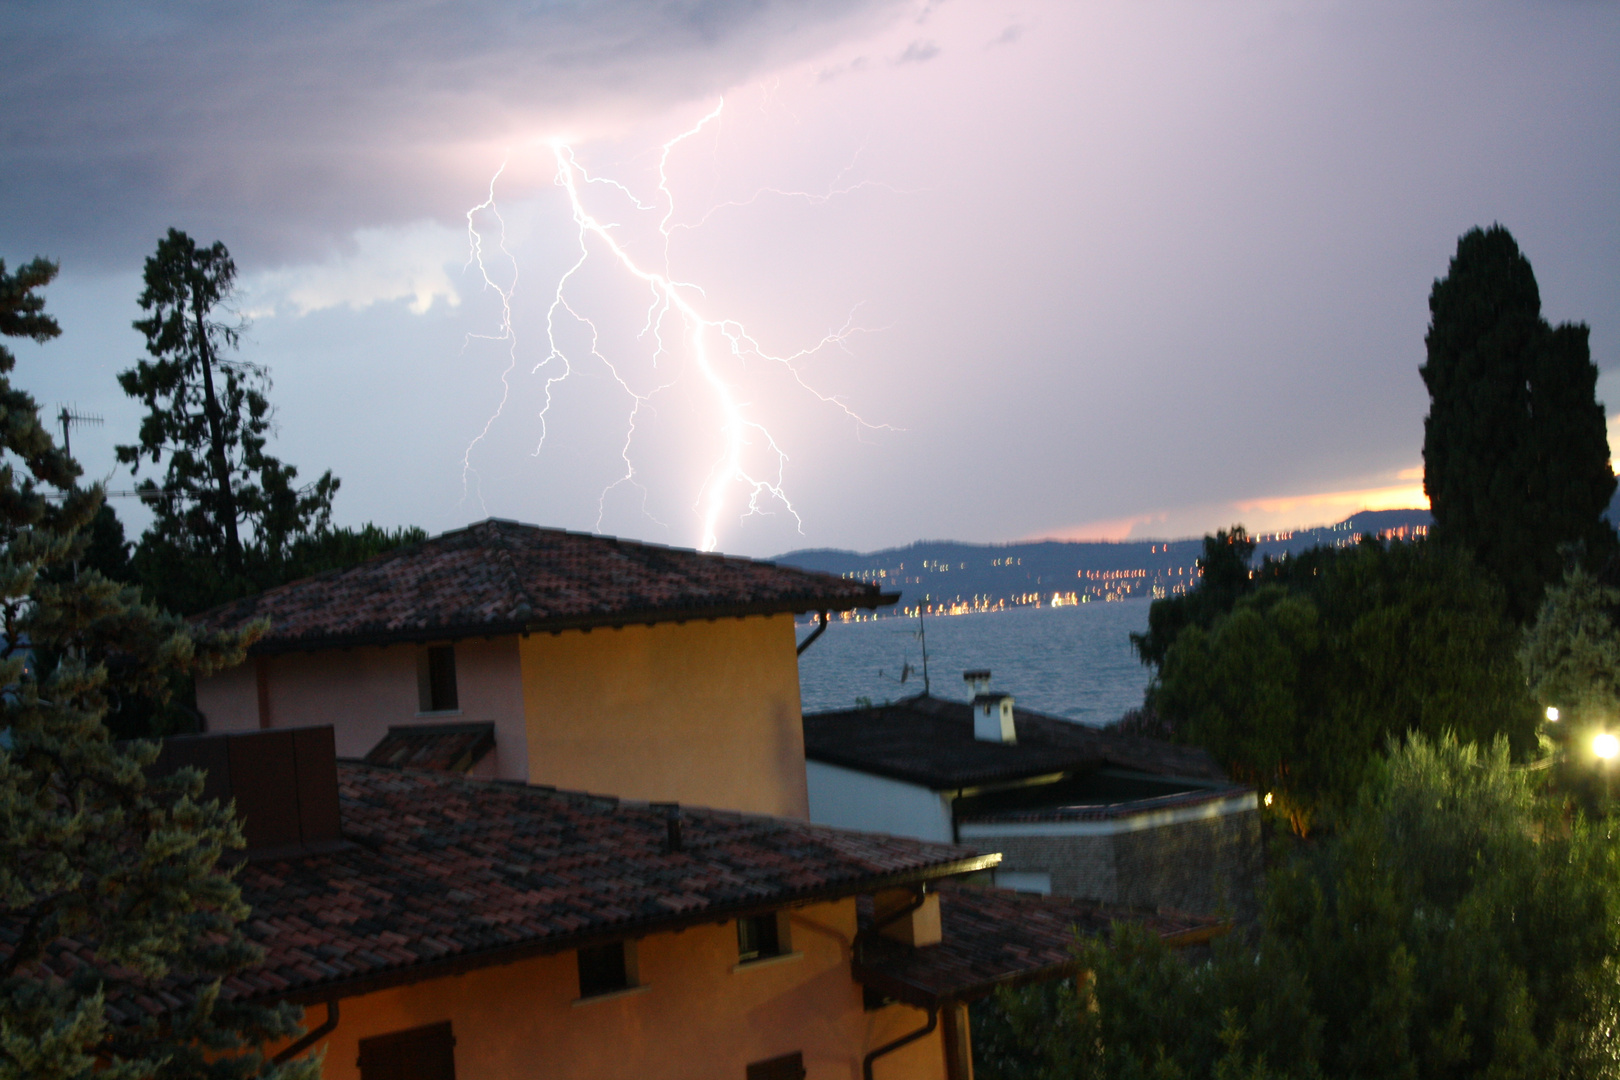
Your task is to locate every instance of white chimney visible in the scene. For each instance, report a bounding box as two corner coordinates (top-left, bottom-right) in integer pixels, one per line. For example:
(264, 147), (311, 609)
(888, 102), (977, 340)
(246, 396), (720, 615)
(973, 692), (1016, 743)
(963, 669), (992, 697)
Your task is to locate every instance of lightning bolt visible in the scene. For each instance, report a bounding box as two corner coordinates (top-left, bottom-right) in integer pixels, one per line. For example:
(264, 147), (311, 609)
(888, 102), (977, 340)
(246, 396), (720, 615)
(464, 99), (894, 552)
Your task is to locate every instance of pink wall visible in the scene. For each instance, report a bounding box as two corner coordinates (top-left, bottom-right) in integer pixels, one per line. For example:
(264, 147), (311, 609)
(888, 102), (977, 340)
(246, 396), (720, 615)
(196, 639), (529, 781)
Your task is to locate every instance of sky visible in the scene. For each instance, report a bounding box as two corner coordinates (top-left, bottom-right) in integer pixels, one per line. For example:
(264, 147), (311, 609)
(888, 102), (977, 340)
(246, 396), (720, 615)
(4, 0), (1618, 557)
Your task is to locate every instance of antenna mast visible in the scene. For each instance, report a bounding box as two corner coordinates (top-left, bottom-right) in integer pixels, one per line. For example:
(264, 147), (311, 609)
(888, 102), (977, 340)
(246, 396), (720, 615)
(57, 406), (104, 460)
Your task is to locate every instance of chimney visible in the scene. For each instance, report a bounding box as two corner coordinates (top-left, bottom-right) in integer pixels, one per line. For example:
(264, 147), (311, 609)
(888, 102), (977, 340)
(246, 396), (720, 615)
(963, 669), (992, 697)
(151, 725), (343, 859)
(973, 692), (1016, 743)
(654, 803), (685, 853)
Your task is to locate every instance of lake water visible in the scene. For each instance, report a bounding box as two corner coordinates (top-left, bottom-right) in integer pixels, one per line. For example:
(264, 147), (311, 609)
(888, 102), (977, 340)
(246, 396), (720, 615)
(796, 600), (1153, 727)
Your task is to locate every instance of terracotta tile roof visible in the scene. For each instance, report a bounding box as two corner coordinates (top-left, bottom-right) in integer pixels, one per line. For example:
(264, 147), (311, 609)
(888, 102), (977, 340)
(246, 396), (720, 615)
(803, 694), (1226, 788)
(363, 723), (497, 773)
(200, 763), (993, 1013)
(195, 519), (894, 653)
(854, 884), (1227, 1007)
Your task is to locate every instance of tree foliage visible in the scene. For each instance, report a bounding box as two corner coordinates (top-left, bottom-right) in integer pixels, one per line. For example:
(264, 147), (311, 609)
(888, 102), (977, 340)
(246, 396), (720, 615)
(117, 229), (338, 613)
(1142, 537), (1533, 832)
(979, 736), (1620, 1080)
(1421, 225), (1617, 621)
(0, 257), (317, 1080)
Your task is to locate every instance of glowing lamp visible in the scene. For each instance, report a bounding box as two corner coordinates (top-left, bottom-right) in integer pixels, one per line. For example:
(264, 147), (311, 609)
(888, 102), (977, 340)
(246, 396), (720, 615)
(1545, 706), (1560, 722)
(1263, 792), (1273, 807)
(1595, 733), (1619, 761)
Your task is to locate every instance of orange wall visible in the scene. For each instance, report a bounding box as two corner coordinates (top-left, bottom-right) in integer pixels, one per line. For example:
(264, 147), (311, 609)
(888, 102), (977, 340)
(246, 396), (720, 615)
(285, 899), (945, 1080)
(195, 639), (530, 781)
(517, 614), (809, 818)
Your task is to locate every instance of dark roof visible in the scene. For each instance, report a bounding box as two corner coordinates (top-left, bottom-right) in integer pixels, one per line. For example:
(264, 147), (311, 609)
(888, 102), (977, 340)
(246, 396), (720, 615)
(803, 694), (1225, 789)
(205, 763), (994, 1013)
(364, 723), (496, 773)
(196, 519), (895, 653)
(854, 884), (1227, 1007)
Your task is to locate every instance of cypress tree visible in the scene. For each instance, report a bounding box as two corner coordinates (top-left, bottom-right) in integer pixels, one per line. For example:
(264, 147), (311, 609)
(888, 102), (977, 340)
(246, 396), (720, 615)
(1421, 225), (1616, 621)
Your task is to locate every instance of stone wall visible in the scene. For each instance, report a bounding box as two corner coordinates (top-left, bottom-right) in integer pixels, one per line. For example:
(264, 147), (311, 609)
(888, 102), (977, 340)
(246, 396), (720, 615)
(987, 809), (1262, 921)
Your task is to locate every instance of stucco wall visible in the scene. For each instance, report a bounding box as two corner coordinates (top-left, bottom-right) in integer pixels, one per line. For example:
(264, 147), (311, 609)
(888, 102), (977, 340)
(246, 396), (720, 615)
(279, 900), (946, 1080)
(518, 614), (809, 818)
(806, 762), (955, 844)
(195, 639), (530, 782)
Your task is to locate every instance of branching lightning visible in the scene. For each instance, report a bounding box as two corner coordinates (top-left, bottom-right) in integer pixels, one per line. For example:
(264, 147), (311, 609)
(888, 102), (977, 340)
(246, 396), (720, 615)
(463, 100), (893, 552)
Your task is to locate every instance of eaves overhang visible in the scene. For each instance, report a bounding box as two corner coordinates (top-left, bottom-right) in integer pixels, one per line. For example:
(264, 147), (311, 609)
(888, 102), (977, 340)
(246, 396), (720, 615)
(263, 849), (998, 1007)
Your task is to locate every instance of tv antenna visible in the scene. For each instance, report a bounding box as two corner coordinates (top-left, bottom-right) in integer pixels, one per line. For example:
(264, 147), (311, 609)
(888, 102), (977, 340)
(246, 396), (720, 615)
(57, 407), (103, 459)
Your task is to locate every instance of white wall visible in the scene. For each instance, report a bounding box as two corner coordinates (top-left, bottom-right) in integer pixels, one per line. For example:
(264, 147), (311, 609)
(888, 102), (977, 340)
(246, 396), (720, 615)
(804, 761), (954, 844)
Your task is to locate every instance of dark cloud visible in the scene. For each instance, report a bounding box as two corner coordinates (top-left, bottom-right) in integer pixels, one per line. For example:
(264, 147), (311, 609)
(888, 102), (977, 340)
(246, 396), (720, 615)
(1, 0), (901, 269)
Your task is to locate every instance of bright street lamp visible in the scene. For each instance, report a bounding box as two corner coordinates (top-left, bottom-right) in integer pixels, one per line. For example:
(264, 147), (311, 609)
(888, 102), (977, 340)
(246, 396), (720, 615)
(1595, 732), (1619, 761)
(1546, 706), (1560, 722)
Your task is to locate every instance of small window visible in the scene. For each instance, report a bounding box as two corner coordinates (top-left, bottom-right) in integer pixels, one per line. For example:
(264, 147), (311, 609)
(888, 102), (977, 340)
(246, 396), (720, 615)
(357, 1021), (456, 1080)
(417, 646), (458, 713)
(746, 1052), (806, 1080)
(737, 913), (786, 964)
(577, 940), (637, 998)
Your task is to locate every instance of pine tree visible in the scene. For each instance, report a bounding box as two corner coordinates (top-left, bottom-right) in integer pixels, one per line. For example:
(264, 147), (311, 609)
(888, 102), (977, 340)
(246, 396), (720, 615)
(1421, 225), (1617, 621)
(0, 257), (318, 1080)
(117, 229), (338, 613)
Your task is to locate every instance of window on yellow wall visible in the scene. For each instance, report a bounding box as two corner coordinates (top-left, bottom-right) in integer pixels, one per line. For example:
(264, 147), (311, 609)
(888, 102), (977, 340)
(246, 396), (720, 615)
(416, 646), (458, 713)
(746, 1052), (806, 1080)
(356, 1020), (456, 1080)
(736, 912), (789, 964)
(576, 940), (638, 998)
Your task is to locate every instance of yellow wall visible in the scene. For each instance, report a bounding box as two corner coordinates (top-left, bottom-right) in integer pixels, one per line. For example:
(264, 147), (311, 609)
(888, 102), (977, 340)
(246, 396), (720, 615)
(288, 899), (945, 1080)
(518, 614), (809, 818)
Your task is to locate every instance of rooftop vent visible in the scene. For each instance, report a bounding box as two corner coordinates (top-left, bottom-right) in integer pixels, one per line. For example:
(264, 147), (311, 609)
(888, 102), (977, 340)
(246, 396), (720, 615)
(973, 692), (1016, 744)
(150, 725), (343, 860)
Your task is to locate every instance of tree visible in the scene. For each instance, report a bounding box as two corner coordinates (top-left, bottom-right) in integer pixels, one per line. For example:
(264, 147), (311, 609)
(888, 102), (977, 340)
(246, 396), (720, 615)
(1421, 225), (1616, 621)
(979, 736), (1620, 1080)
(0, 257), (317, 1080)
(1131, 527), (1257, 670)
(117, 229), (337, 612)
(1147, 537), (1534, 832)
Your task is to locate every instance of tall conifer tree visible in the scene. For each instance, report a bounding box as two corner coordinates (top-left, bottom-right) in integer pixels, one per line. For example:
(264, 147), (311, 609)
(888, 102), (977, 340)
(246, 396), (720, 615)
(0, 258), (317, 1079)
(1421, 225), (1616, 620)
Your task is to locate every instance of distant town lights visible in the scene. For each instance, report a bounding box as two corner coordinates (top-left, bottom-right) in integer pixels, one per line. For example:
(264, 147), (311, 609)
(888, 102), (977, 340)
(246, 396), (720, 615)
(1595, 732), (1619, 761)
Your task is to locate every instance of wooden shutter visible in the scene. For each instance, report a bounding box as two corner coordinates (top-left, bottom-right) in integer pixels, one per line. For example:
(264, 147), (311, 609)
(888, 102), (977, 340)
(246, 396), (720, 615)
(745, 1051), (806, 1080)
(357, 1021), (456, 1080)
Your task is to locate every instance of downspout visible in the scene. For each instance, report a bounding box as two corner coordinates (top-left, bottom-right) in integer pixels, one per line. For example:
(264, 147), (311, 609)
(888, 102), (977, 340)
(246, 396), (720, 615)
(796, 611), (831, 656)
(272, 1000), (340, 1065)
(863, 1005), (939, 1080)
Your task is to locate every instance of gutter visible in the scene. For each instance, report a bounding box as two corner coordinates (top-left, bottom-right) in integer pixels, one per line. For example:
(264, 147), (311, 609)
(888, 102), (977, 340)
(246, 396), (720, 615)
(237, 592), (902, 656)
(272, 999), (339, 1064)
(795, 611), (831, 656)
(863, 1006), (938, 1080)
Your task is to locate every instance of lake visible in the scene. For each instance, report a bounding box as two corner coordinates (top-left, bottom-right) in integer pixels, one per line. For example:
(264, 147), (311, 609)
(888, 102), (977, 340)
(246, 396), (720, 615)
(796, 600), (1153, 727)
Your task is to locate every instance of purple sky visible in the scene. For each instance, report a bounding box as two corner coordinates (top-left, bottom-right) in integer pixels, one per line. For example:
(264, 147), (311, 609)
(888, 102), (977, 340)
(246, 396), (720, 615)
(5, 0), (1618, 555)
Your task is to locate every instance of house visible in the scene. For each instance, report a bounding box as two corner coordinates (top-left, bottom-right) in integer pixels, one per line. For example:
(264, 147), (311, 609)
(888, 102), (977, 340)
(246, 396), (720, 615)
(803, 675), (1261, 918)
(118, 726), (1223, 1080)
(194, 519), (894, 818)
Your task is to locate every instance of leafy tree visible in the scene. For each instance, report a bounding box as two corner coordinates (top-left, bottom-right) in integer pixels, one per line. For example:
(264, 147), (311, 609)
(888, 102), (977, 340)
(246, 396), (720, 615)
(0, 257), (317, 1080)
(1148, 538), (1533, 832)
(1421, 225), (1617, 621)
(1519, 566), (1620, 809)
(117, 229), (337, 612)
(1131, 527), (1257, 669)
(979, 736), (1620, 1080)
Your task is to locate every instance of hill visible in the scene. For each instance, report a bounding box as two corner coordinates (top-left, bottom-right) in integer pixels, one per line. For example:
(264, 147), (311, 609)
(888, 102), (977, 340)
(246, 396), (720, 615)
(773, 509), (1433, 614)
